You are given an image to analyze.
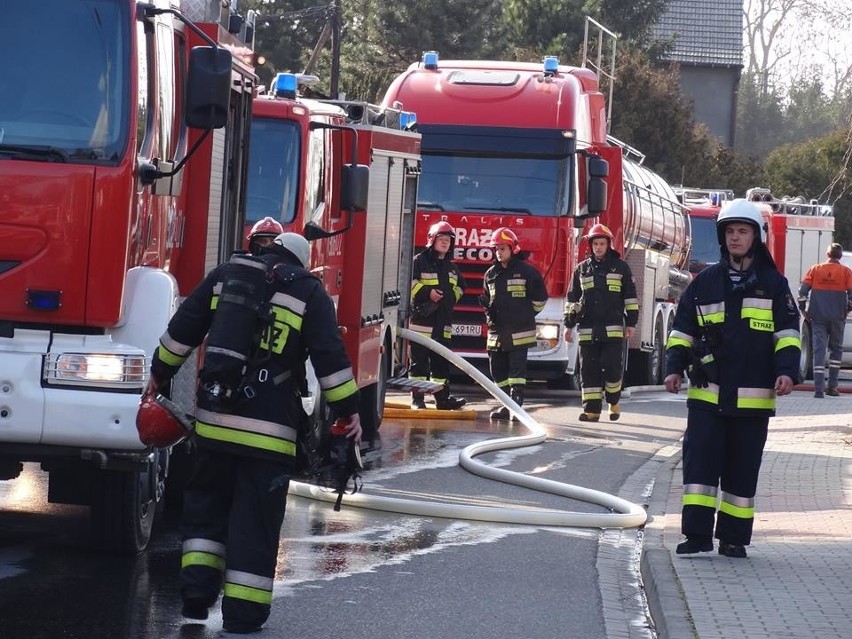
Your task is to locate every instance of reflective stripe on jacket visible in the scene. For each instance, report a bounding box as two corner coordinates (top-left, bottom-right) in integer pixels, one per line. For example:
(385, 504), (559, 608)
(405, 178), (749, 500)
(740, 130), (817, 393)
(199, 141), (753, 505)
(481, 257), (547, 351)
(564, 250), (638, 341)
(665, 260), (801, 416)
(152, 252), (359, 462)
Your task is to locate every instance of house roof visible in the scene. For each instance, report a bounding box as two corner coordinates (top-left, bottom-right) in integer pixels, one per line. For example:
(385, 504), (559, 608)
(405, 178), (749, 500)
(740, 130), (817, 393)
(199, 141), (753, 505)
(652, 0), (744, 67)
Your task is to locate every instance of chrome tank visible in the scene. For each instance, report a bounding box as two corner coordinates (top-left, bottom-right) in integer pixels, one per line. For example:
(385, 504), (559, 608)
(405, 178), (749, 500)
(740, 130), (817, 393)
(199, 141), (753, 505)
(621, 158), (690, 272)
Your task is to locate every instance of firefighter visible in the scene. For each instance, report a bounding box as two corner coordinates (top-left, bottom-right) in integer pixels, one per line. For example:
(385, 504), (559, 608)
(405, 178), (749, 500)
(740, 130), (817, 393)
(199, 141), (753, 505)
(408, 220), (468, 410)
(563, 224), (638, 422)
(664, 199), (800, 558)
(149, 232), (361, 634)
(797, 242), (852, 397)
(246, 216), (284, 254)
(479, 227), (547, 421)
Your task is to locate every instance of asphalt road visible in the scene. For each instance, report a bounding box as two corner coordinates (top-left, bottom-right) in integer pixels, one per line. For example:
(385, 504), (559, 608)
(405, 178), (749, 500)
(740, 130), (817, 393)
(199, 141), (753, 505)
(0, 386), (691, 639)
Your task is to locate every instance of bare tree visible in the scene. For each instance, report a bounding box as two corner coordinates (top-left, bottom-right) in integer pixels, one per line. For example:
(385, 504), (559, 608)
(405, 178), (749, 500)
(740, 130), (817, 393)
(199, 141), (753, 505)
(744, 0), (849, 96)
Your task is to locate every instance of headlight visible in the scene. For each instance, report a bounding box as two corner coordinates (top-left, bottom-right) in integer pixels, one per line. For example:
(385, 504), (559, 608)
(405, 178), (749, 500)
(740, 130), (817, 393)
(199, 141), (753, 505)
(534, 323), (561, 350)
(45, 353), (148, 389)
(536, 324), (561, 341)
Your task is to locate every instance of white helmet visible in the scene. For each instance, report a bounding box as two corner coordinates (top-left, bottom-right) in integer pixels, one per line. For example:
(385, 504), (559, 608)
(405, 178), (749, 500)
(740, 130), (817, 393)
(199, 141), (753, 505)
(716, 198), (766, 244)
(272, 232), (310, 267)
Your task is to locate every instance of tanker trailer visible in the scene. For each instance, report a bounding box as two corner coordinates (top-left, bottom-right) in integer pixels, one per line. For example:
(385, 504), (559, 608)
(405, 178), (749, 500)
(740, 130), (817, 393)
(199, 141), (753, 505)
(617, 154), (691, 386)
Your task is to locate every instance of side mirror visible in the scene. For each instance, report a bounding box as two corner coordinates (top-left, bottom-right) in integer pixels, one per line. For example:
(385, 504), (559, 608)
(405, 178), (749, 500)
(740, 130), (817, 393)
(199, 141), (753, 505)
(341, 164), (370, 211)
(303, 221), (331, 240)
(588, 156), (609, 178)
(185, 46), (232, 129)
(587, 156), (608, 215)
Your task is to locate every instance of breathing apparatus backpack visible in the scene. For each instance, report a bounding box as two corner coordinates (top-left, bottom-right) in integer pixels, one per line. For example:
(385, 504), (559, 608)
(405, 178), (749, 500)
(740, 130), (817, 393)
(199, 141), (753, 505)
(198, 253), (275, 413)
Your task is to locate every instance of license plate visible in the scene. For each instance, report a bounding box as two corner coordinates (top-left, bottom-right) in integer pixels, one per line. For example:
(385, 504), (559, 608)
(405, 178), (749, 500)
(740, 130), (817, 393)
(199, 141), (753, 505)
(452, 324), (482, 337)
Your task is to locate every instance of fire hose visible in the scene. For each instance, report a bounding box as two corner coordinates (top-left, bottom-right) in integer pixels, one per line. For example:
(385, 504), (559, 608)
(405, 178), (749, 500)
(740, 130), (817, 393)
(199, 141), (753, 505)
(288, 328), (647, 528)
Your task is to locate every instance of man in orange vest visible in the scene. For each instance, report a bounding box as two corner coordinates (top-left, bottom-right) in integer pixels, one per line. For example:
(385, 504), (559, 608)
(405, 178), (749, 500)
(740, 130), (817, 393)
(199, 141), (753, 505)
(798, 243), (852, 397)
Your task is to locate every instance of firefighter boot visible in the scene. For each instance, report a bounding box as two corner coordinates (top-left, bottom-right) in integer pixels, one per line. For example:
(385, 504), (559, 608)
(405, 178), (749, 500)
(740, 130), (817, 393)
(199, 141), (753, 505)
(490, 406), (510, 421)
(509, 386), (525, 422)
(411, 391), (427, 410)
(608, 403), (621, 421)
(578, 412), (600, 422)
(434, 386), (467, 410)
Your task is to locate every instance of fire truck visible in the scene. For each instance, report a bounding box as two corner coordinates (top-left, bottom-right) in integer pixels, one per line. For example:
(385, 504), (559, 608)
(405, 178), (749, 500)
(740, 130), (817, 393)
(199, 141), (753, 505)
(679, 187), (837, 380)
(245, 73), (422, 442)
(0, 0), (256, 553)
(381, 52), (690, 388)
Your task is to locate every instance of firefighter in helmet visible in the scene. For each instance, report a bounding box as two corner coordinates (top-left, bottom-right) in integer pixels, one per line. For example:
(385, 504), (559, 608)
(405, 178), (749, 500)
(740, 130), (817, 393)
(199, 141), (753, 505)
(408, 220), (468, 410)
(148, 232), (361, 633)
(564, 223), (638, 422)
(246, 216), (284, 254)
(479, 227), (547, 421)
(664, 199), (800, 558)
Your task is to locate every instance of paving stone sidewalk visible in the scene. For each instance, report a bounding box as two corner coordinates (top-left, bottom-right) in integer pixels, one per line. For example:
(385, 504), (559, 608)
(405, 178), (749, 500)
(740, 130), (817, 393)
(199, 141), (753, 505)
(642, 390), (852, 639)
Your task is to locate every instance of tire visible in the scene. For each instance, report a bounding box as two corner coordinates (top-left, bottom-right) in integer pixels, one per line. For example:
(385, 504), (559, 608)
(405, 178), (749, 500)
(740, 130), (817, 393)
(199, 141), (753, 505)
(649, 316), (665, 385)
(360, 340), (390, 440)
(799, 321), (813, 381)
(90, 459), (160, 555)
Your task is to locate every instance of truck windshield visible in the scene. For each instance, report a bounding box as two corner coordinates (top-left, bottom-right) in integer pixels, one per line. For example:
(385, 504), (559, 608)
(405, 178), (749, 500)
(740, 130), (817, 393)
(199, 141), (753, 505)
(0, 0), (130, 163)
(246, 118), (301, 226)
(418, 154), (567, 217)
(689, 216), (720, 272)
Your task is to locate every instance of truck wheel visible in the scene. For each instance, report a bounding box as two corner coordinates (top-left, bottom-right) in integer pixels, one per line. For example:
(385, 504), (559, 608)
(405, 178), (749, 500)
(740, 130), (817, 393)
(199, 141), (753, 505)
(360, 341), (390, 441)
(90, 459), (160, 555)
(799, 322), (813, 381)
(649, 316), (665, 385)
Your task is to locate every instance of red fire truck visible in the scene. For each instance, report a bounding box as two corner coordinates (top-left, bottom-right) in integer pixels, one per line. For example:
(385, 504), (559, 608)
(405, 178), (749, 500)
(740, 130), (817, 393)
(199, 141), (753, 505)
(0, 0), (256, 553)
(381, 53), (690, 388)
(245, 73), (422, 441)
(679, 187), (837, 380)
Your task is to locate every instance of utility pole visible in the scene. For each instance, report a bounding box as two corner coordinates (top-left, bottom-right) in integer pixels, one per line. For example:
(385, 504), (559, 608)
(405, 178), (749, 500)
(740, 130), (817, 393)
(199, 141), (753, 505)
(330, 0), (341, 98)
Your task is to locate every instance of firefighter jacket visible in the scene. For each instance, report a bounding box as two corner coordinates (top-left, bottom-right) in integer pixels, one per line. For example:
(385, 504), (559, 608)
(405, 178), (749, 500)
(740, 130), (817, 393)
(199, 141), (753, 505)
(151, 252), (360, 464)
(409, 247), (465, 341)
(798, 259), (852, 322)
(564, 250), (639, 343)
(665, 259), (802, 417)
(480, 256), (547, 351)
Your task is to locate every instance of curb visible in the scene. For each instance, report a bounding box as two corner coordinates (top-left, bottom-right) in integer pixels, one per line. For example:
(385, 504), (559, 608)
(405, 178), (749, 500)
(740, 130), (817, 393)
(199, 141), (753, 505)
(640, 447), (697, 639)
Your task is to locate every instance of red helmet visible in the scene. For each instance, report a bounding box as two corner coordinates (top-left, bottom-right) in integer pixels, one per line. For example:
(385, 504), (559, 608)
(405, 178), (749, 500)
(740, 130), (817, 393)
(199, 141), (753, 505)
(136, 390), (193, 448)
(426, 221), (456, 247)
(246, 216), (284, 241)
(586, 223), (614, 244)
(489, 227), (521, 254)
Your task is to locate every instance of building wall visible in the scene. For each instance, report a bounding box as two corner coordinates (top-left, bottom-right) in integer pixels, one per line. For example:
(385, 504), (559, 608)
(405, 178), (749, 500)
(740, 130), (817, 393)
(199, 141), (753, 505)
(678, 67), (740, 147)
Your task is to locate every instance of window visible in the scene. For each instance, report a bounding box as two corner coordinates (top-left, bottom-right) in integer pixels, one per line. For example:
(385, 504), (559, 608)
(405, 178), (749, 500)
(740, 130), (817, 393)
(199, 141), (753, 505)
(245, 118), (301, 225)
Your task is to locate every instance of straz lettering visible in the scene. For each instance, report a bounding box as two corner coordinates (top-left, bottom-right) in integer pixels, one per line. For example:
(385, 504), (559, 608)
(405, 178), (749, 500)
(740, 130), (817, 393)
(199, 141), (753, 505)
(749, 319), (774, 332)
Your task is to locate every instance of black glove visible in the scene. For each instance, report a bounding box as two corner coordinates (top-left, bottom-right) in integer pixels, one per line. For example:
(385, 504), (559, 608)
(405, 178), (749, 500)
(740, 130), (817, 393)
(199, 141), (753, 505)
(687, 364), (709, 388)
(564, 312), (577, 329)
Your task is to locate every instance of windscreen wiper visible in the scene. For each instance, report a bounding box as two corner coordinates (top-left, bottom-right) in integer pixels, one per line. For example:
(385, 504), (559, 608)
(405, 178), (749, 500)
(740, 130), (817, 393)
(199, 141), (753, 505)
(463, 206), (532, 215)
(417, 201), (445, 211)
(0, 144), (70, 163)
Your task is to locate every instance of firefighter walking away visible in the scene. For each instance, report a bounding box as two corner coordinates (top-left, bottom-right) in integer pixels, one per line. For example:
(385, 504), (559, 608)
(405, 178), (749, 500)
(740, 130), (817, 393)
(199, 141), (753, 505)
(408, 221), (468, 409)
(147, 232), (361, 634)
(664, 199), (800, 558)
(564, 224), (638, 422)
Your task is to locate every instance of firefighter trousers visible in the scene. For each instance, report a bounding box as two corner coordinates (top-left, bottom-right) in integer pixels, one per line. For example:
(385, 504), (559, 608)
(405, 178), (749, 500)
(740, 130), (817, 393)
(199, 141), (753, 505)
(180, 446), (290, 629)
(410, 336), (452, 385)
(681, 409), (768, 545)
(579, 340), (624, 414)
(488, 347), (529, 391)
